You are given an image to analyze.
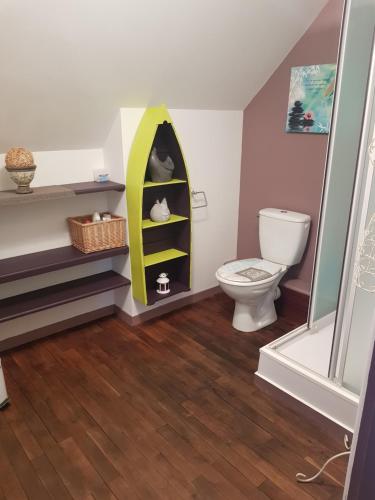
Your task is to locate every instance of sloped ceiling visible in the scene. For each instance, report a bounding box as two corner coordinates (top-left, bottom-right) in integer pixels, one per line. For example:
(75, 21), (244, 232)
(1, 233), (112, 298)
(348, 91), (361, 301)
(0, 0), (328, 152)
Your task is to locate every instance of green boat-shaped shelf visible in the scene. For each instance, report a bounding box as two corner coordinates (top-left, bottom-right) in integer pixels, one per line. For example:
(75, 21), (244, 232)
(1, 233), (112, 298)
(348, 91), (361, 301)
(126, 106), (192, 305)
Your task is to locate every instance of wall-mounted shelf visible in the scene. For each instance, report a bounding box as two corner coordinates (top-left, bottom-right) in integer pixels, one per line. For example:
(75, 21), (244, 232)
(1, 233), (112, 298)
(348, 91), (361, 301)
(0, 271), (130, 323)
(62, 181), (125, 194)
(142, 214), (188, 230)
(0, 245), (129, 284)
(144, 248), (188, 267)
(0, 177), (130, 338)
(126, 105), (192, 305)
(0, 181), (125, 207)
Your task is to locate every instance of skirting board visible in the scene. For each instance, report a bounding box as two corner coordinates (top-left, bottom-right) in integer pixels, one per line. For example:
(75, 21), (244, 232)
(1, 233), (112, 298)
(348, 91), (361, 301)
(0, 306), (115, 352)
(116, 285), (221, 326)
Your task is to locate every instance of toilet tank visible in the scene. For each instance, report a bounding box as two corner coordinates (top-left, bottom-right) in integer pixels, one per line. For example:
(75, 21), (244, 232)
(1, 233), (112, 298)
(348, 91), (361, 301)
(259, 208), (311, 266)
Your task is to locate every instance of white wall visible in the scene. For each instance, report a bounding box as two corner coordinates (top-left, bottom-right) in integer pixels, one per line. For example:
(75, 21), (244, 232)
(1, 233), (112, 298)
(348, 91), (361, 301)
(106, 108), (243, 317)
(103, 109), (143, 317)
(0, 149), (105, 258)
(0, 149), (103, 192)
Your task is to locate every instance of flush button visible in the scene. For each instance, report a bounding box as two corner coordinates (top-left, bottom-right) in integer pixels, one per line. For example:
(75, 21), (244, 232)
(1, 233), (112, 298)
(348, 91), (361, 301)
(280, 210), (288, 213)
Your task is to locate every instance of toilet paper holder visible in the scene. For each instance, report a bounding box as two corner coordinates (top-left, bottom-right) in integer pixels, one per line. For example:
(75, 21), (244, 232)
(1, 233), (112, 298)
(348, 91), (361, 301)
(191, 190), (208, 209)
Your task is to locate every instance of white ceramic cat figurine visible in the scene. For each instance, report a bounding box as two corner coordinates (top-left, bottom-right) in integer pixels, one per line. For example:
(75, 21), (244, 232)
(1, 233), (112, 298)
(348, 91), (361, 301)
(150, 198), (171, 222)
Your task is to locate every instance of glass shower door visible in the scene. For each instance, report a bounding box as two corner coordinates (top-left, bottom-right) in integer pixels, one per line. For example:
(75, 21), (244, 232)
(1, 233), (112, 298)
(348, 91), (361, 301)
(340, 126), (375, 393)
(310, 0), (375, 324)
(330, 33), (375, 390)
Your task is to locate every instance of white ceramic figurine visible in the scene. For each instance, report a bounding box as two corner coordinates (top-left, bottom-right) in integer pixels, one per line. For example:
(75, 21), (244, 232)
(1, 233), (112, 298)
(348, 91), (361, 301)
(150, 198), (171, 222)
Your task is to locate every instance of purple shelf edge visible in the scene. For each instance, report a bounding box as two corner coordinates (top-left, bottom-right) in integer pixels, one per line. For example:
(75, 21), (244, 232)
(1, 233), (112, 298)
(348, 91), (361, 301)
(0, 271), (130, 323)
(0, 245), (129, 284)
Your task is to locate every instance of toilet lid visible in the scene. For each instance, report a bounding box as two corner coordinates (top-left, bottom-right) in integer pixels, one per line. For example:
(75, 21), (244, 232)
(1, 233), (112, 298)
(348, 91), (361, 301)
(217, 258), (282, 284)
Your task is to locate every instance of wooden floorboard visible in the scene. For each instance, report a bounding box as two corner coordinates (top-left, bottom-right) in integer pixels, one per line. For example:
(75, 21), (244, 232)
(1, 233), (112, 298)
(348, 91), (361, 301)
(0, 293), (346, 499)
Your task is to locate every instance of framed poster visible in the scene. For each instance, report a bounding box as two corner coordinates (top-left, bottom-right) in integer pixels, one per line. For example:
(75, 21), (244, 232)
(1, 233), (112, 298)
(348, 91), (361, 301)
(286, 64), (336, 134)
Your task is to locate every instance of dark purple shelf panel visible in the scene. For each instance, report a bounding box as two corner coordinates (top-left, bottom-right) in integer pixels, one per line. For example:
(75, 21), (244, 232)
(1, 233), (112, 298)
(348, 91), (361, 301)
(147, 281), (190, 306)
(0, 245), (129, 285)
(62, 181), (125, 194)
(0, 271), (130, 323)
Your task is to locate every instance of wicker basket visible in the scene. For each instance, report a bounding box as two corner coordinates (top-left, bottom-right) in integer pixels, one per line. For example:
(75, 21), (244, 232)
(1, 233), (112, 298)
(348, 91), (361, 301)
(68, 214), (126, 253)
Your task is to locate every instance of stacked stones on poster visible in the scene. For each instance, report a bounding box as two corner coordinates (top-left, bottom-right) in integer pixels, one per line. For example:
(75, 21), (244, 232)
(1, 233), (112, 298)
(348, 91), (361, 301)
(288, 101), (314, 132)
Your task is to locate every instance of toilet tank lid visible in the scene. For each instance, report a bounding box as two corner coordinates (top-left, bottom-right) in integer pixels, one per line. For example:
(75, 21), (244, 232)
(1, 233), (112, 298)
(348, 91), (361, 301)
(259, 208), (311, 223)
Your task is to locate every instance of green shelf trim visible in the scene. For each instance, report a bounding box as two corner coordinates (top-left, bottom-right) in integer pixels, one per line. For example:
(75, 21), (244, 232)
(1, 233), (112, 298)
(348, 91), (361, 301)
(126, 105), (192, 305)
(143, 179), (187, 188)
(143, 249), (188, 267)
(142, 214), (188, 230)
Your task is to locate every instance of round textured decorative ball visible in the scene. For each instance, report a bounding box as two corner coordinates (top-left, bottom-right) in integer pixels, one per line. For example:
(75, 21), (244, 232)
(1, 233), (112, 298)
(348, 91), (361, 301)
(5, 147), (34, 168)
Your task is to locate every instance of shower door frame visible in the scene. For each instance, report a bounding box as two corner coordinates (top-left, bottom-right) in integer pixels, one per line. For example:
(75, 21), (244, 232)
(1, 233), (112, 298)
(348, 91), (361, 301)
(307, 0), (349, 328)
(307, 5), (375, 381)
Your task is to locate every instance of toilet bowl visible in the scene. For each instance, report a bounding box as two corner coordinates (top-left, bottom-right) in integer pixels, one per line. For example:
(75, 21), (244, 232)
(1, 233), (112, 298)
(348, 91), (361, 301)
(216, 208), (311, 333)
(216, 258), (287, 332)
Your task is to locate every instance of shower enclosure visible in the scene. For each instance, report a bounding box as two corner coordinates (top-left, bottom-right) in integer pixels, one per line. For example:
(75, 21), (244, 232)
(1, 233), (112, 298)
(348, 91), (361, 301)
(257, 0), (375, 430)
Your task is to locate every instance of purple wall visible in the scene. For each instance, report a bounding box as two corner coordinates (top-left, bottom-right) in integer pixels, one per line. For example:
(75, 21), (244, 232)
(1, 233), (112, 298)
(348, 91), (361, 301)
(237, 0), (344, 295)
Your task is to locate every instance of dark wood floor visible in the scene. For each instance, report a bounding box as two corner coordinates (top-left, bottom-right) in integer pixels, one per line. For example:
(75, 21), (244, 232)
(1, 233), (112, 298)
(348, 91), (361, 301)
(0, 293), (346, 499)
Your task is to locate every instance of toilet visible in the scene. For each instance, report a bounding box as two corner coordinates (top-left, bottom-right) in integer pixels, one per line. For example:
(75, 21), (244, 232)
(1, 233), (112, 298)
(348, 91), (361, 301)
(216, 208), (311, 332)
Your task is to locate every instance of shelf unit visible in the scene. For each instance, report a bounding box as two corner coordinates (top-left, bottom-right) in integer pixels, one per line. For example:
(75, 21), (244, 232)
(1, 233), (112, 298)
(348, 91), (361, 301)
(126, 105), (192, 305)
(0, 245), (129, 284)
(143, 179), (187, 188)
(143, 249), (188, 267)
(62, 181), (125, 194)
(0, 180), (130, 328)
(0, 181), (125, 207)
(0, 271), (130, 323)
(142, 214), (188, 230)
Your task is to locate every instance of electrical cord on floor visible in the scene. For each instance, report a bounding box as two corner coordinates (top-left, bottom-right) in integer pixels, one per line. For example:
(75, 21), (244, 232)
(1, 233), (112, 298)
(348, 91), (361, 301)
(296, 434), (351, 483)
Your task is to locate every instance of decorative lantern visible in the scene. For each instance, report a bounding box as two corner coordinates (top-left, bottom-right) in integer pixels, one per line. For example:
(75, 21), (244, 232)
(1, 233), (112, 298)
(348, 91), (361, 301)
(156, 273), (170, 294)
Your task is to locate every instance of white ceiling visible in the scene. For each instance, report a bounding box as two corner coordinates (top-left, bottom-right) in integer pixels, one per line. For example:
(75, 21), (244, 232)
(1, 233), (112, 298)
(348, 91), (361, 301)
(0, 0), (328, 152)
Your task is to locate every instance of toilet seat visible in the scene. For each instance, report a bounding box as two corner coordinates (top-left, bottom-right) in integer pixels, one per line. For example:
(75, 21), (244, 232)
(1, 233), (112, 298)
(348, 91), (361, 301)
(216, 258), (285, 287)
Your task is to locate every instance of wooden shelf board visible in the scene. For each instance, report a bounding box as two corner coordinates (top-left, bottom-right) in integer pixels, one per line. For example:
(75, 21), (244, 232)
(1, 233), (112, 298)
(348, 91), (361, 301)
(0, 271), (130, 323)
(143, 179), (187, 188)
(142, 214), (188, 230)
(0, 181), (125, 207)
(143, 249), (188, 267)
(0, 245), (129, 285)
(62, 181), (125, 194)
(147, 281), (190, 305)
